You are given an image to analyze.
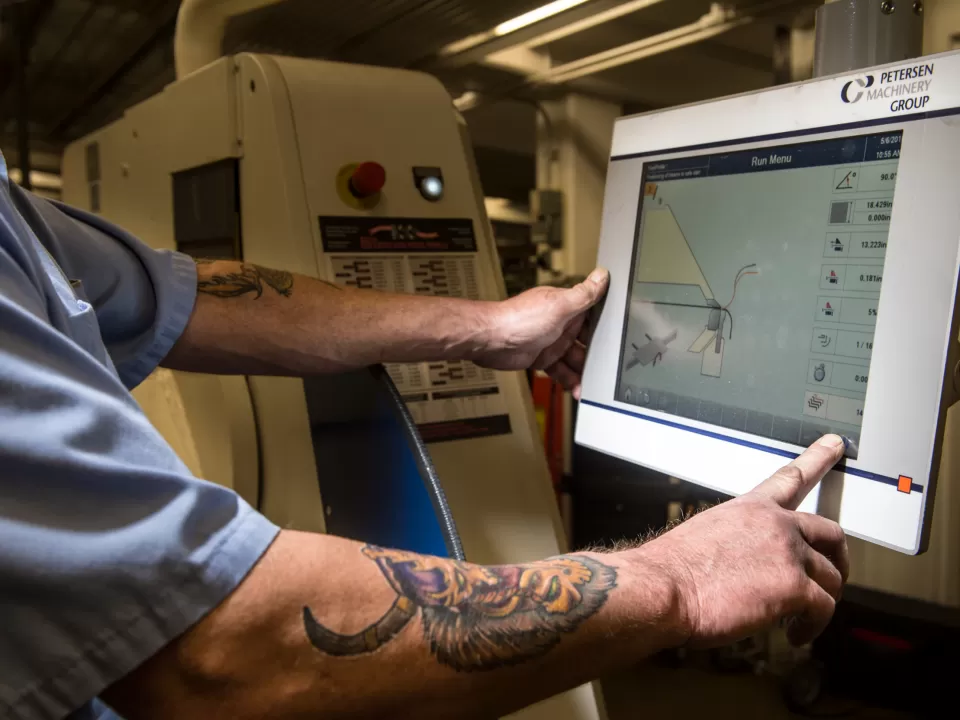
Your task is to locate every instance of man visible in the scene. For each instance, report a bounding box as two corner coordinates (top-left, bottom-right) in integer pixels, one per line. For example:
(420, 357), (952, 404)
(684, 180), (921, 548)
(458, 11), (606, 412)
(0, 147), (848, 720)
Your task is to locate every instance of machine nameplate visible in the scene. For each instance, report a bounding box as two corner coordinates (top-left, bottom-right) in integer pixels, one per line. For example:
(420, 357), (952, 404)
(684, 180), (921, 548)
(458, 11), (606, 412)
(319, 216), (477, 253)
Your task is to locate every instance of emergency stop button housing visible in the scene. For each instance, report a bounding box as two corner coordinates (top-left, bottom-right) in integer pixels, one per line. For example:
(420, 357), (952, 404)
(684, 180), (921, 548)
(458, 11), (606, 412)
(337, 161), (386, 209)
(350, 162), (386, 198)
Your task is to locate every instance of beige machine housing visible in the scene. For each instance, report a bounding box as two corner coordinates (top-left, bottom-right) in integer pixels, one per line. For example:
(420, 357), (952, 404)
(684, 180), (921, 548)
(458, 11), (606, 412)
(62, 54), (604, 720)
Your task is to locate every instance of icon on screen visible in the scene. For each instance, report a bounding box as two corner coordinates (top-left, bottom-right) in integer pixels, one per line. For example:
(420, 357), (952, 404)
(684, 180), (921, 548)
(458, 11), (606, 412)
(827, 270), (839, 285)
(822, 302), (835, 318)
(814, 363), (827, 382)
(819, 334), (832, 348)
(829, 201), (853, 224)
(830, 238), (845, 252)
(835, 171), (857, 190)
(808, 395), (825, 411)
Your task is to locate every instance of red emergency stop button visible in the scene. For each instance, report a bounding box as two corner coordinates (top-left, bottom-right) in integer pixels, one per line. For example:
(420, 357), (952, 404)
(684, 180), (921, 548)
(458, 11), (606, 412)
(349, 162), (386, 199)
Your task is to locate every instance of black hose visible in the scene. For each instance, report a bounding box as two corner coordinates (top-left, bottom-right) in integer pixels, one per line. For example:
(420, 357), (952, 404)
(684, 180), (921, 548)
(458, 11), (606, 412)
(245, 376), (266, 513)
(368, 364), (466, 561)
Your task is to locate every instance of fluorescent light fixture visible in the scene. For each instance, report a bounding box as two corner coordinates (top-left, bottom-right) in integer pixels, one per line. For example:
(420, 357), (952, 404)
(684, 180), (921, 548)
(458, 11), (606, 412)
(439, 0), (591, 56)
(441, 33), (490, 56)
(494, 0), (590, 36)
(515, 0), (667, 50)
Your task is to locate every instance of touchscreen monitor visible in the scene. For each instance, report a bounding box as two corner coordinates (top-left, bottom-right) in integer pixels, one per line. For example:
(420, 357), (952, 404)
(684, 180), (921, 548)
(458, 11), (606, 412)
(616, 132), (902, 459)
(577, 49), (960, 553)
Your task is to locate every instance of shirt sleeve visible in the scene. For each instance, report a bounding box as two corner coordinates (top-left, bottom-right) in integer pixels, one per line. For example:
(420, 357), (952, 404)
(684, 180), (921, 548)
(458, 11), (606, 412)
(7, 184), (197, 389)
(0, 242), (280, 719)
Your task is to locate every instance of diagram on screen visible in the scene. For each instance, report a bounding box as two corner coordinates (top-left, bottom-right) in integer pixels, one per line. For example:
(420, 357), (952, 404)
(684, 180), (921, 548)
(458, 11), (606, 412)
(628, 203), (757, 378)
(624, 329), (679, 371)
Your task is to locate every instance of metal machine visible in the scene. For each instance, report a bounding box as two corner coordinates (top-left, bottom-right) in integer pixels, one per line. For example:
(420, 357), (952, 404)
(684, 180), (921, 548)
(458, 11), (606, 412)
(60, 2), (604, 718)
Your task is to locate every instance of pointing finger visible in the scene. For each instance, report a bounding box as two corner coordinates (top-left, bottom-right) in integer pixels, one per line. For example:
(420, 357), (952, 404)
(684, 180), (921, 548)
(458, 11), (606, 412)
(753, 435), (845, 510)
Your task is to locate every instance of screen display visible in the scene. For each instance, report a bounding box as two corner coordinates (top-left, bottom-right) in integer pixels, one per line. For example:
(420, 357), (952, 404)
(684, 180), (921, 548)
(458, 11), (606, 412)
(616, 131), (903, 458)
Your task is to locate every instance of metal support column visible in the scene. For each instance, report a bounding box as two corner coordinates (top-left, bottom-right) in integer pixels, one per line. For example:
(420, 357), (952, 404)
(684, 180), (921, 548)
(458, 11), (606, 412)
(814, 0), (924, 77)
(15, 2), (32, 190)
(773, 24), (793, 84)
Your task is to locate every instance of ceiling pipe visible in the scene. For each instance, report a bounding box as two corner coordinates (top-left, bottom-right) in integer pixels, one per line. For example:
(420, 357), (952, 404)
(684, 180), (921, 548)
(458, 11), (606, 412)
(175, 0), (286, 79)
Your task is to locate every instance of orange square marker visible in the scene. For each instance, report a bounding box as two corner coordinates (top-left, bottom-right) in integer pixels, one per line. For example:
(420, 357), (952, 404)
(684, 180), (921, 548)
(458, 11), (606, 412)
(897, 475), (913, 494)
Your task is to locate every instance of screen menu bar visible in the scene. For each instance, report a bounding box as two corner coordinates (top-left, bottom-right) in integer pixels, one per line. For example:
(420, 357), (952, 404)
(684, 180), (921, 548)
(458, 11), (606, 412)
(645, 132), (902, 182)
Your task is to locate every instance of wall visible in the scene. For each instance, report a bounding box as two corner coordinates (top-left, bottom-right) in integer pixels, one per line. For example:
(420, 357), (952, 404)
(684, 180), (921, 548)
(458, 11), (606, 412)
(464, 99), (536, 156)
(462, 99), (537, 204)
(537, 93), (621, 279)
(923, 0), (960, 55)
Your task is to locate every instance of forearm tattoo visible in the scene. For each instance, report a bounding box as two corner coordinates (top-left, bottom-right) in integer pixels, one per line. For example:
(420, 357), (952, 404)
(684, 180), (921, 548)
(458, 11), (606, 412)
(196, 262), (295, 299)
(303, 546), (617, 672)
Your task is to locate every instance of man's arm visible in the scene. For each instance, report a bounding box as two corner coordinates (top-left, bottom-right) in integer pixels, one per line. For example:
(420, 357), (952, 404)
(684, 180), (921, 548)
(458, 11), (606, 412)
(105, 533), (680, 720)
(161, 260), (609, 396)
(102, 437), (848, 720)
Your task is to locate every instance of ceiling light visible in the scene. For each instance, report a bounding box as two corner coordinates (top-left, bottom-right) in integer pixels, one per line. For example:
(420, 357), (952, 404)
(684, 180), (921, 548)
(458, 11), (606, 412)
(440, 33), (489, 56)
(514, 0), (667, 50)
(438, 0), (590, 58)
(494, 0), (591, 36)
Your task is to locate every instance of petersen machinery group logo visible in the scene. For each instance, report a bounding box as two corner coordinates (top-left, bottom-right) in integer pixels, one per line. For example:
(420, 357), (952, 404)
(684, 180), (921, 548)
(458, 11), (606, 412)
(840, 75), (874, 104)
(839, 62), (935, 112)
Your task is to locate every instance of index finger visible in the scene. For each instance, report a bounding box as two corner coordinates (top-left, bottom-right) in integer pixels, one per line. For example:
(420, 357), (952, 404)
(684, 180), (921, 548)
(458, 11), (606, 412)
(753, 434), (845, 510)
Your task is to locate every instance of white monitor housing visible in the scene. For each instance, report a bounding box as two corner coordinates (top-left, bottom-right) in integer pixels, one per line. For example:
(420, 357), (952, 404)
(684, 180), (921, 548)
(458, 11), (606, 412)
(579, 49), (960, 555)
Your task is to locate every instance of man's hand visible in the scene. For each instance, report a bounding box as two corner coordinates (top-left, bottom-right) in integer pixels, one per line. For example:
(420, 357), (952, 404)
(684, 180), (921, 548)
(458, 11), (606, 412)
(640, 434), (849, 648)
(474, 268), (610, 398)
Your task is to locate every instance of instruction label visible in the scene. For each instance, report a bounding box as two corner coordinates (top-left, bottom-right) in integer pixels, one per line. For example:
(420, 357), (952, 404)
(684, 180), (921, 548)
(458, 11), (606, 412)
(319, 216), (510, 443)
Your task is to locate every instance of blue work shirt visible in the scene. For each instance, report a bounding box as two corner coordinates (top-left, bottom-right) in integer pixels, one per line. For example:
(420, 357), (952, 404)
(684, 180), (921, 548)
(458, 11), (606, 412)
(0, 152), (279, 719)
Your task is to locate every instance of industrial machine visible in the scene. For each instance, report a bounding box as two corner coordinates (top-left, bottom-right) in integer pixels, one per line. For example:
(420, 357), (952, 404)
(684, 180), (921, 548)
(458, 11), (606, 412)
(60, 3), (604, 718)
